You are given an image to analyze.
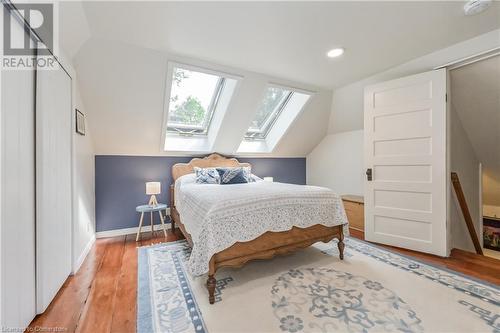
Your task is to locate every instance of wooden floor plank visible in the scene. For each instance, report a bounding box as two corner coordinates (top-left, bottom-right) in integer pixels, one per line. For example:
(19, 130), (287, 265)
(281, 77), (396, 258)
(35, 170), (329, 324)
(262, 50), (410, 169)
(75, 236), (126, 333)
(28, 227), (499, 333)
(110, 234), (139, 333)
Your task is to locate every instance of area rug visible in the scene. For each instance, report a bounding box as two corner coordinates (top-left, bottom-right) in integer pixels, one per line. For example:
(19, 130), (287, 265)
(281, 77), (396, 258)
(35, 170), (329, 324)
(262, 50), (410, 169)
(137, 237), (500, 333)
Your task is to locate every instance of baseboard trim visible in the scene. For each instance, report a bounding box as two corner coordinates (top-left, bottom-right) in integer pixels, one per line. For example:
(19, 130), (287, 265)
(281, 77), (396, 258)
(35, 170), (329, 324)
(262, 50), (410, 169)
(96, 209), (171, 239)
(96, 224), (171, 238)
(72, 235), (96, 274)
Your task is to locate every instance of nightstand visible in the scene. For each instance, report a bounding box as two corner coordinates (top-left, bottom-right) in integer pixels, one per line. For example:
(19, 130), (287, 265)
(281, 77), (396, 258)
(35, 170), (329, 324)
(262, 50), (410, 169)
(135, 203), (168, 241)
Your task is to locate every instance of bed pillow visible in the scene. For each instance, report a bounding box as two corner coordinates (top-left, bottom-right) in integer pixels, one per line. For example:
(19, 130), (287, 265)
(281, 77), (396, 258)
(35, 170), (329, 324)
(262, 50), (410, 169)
(194, 167), (221, 184)
(216, 167), (251, 184)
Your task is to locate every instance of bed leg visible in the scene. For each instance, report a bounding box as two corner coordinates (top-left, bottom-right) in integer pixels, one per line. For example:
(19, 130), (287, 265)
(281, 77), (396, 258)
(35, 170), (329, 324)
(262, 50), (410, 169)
(207, 275), (216, 304)
(338, 233), (345, 260)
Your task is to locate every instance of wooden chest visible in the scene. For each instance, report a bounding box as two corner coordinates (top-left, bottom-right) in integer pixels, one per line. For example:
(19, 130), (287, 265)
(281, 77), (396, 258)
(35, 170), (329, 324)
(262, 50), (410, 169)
(342, 195), (364, 232)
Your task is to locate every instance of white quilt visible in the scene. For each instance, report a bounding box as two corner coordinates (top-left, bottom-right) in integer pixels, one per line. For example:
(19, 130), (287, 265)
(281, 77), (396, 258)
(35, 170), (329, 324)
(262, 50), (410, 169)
(175, 174), (348, 276)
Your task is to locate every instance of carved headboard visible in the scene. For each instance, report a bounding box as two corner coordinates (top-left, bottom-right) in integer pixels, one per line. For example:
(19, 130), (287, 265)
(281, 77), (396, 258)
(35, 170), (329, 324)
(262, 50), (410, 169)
(172, 153), (251, 181)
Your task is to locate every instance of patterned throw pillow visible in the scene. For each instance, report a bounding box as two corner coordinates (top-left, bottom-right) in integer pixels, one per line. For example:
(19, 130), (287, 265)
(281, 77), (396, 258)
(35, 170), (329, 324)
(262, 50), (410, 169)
(216, 167), (252, 185)
(194, 167), (221, 184)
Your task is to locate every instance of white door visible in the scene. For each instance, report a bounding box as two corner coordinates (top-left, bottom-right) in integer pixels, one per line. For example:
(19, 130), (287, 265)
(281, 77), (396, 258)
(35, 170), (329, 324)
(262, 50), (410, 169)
(0, 15), (37, 328)
(36, 56), (73, 313)
(364, 69), (448, 257)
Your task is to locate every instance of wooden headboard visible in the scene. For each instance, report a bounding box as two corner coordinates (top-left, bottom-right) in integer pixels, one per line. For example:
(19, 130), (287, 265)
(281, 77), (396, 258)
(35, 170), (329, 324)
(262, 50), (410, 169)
(172, 153), (251, 181)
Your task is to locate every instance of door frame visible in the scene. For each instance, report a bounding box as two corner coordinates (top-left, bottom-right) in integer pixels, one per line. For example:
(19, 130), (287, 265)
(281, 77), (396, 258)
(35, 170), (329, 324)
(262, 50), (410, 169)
(479, 163), (484, 249)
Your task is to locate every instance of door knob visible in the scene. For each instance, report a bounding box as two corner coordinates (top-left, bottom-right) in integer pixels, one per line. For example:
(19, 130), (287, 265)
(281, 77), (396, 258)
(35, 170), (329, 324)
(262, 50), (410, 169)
(366, 168), (373, 181)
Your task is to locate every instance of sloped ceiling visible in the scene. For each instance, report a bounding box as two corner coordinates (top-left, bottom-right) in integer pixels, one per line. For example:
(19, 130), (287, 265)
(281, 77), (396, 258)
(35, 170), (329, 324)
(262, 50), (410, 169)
(450, 55), (500, 206)
(60, 1), (500, 156)
(62, 1), (500, 89)
(74, 38), (333, 156)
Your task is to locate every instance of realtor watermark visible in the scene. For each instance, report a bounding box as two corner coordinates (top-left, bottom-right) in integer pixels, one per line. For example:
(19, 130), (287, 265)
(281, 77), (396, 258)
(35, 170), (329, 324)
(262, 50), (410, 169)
(2, 1), (59, 70)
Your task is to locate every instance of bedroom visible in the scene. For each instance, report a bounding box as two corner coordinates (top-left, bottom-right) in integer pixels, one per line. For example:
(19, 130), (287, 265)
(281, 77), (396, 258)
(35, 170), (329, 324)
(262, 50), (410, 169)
(1, 1), (499, 332)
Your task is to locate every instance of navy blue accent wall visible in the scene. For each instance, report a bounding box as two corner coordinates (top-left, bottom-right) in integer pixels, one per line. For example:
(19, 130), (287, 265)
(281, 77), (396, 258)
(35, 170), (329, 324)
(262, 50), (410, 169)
(95, 155), (306, 232)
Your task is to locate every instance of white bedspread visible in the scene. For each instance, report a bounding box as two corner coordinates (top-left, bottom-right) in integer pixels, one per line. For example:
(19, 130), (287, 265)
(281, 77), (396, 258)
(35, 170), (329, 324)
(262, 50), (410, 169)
(175, 174), (348, 276)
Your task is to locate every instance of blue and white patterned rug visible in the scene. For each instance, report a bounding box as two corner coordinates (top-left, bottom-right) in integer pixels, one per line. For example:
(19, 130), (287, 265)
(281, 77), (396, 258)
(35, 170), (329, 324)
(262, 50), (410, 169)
(137, 237), (500, 333)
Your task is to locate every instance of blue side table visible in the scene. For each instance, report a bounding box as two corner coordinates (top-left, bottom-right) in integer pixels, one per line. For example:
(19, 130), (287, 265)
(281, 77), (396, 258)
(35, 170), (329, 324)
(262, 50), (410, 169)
(135, 203), (168, 241)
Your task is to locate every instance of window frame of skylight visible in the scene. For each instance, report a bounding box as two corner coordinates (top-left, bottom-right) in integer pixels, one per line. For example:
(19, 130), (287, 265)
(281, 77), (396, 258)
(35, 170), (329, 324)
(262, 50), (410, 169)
(244, 86), (294, 140)
(165, 64), (227, 136)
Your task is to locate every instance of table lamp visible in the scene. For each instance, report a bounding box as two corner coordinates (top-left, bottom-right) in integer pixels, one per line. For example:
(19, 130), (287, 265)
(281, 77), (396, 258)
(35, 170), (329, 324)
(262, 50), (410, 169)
(146, 181), (161, 206)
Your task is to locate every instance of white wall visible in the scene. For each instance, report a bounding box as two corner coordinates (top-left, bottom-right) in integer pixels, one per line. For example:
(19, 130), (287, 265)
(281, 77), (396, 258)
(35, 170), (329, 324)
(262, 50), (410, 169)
(56, 51), (96, 274)
(307, 130), (363, 195)
(72, 81), (96, 273)
(483, 169), (500, 218)
(449, 105), (481, 252)
(483, 205), (500, 218)
(483, 169), (500, 207)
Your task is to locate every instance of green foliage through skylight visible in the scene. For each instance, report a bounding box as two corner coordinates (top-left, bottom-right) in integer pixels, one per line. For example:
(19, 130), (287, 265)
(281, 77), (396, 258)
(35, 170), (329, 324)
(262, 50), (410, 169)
(167, 67), (224, 135)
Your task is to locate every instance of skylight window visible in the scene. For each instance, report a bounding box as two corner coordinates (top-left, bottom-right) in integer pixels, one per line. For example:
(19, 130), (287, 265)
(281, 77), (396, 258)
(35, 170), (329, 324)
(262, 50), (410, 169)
(166, 66), (225, 135)
(238, 85), (312, 153)
(245, 86), (310, 140)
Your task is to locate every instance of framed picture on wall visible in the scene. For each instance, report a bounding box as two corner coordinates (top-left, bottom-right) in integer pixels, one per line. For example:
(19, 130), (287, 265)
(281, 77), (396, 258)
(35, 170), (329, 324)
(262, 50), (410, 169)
(76, 109), (85, 135)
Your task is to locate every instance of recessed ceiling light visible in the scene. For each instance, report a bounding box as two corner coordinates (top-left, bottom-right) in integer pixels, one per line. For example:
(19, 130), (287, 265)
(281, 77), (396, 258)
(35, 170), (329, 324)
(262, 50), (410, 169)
(327, 48), (345, 58)
(464, 0), (491, 16)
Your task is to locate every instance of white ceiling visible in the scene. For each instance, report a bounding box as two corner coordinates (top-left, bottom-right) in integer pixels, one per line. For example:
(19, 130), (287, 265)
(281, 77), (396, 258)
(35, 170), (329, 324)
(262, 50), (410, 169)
(59, 1), (500, 157)
(450, 55), (500, 205)
(61, 1), (500, 89)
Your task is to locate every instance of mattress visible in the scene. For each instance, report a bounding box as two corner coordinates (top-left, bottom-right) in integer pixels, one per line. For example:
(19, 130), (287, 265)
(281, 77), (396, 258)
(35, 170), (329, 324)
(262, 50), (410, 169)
(174, 173), (348, 276)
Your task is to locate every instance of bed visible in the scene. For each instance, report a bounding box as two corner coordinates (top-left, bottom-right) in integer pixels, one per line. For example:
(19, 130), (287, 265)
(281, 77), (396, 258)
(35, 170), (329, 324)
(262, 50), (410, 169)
(169, 153), (348, 304)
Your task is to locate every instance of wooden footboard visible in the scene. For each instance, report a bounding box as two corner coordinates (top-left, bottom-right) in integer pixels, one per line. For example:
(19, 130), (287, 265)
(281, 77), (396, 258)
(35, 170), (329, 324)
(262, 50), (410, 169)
(206, 224), (344, 303)
(171, 199), (344, 304)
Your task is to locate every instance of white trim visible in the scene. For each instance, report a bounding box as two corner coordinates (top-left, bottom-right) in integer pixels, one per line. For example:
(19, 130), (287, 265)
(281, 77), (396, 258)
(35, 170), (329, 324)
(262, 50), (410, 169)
(267, 82), (316, 95)
(434, 47), (500, 70)
(479, 163), (483, 249)
(446, 69), (452, 256)
(160, 61), (242, 152)
(72, 235), (95, 275)
(168, 61), (244, 81)
(96, 224), (171, 239)
(0, 34), (3, 329)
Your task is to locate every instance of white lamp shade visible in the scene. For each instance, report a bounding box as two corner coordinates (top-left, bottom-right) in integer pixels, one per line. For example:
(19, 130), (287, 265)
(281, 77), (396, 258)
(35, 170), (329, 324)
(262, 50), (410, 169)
(263, 177), (274, 182)
(146, 182), (161, 195)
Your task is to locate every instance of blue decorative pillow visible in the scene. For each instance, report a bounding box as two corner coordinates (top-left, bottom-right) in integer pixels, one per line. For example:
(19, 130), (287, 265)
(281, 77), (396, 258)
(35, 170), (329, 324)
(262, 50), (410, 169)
(216, 167), (251, 184)
(194, 167), (220, 184)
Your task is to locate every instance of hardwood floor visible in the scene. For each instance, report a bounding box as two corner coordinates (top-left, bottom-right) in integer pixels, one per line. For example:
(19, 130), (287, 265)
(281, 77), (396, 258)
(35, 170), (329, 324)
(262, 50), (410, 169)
(28, 228), (499, 333)
(28, 229), (184, 333)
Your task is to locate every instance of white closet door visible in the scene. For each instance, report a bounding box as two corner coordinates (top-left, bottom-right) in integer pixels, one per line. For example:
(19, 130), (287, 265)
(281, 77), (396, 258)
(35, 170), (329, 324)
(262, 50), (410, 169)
(36, 57), (73, 313)
(0, 18), (37, 328)
(364, 69), (448, 257)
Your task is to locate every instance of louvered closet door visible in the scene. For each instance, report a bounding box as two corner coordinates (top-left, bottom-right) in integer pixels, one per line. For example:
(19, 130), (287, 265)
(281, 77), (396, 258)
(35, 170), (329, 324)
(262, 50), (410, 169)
(364, 69), (448, 257)
(36, 54), (73, 313)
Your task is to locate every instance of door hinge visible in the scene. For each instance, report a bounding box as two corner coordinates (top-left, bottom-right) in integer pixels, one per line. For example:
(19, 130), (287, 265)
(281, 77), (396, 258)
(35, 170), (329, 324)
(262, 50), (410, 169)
(445, 93), (448, 102)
